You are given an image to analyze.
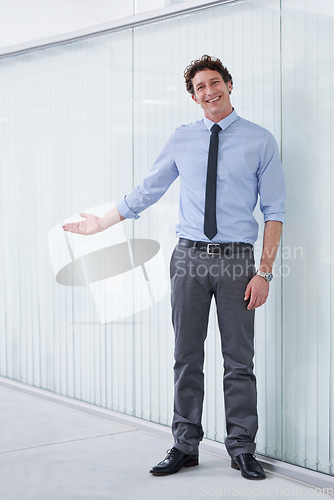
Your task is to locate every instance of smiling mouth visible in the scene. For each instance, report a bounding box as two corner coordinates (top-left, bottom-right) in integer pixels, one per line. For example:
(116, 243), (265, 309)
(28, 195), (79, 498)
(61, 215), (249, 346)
(207, 96), (221, 103)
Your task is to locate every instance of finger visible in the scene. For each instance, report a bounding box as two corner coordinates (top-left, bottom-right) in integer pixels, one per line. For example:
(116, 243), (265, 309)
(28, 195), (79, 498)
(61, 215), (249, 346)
(63, 224), (78, 230)
(252, 298), (261, 310)
(63, 224), (84, 234)
(247, 295), (256, 310)
(63, 221), (80, 227)
(79, 212), (88, 218)
(244, 284), (251, 301)
(248, 288), (262, 309)
(252, 294), (268, 309)
(249, 299), (259, 310)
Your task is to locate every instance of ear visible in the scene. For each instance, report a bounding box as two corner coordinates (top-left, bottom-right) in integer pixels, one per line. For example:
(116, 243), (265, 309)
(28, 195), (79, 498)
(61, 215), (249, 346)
(191, 94), (198, 104)
(226, 80), (233, 94)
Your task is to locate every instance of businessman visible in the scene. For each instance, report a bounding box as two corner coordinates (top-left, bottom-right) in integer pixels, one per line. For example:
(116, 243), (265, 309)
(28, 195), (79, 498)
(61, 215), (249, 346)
(63, 55), (285, 480)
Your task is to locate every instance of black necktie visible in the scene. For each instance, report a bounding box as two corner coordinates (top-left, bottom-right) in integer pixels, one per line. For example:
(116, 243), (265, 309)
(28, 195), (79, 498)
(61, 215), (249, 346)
(204, 123), (221, 240)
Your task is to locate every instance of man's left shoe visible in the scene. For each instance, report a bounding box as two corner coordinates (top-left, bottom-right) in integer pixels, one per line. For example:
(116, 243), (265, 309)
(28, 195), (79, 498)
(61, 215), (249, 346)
(231, 453), (266, 480)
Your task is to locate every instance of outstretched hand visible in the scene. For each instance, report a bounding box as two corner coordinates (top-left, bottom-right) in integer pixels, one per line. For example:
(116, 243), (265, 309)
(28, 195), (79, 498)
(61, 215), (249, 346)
(244, 275), (269, 310)
(62, 212), (103, 235)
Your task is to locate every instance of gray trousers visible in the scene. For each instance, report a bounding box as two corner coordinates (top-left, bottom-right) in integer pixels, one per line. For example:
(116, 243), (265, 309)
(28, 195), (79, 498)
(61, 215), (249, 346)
(170, 241), (258, 459)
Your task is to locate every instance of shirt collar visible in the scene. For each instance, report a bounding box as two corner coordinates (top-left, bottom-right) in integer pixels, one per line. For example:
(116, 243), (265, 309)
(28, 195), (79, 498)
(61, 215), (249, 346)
(203, 108), (239, 131)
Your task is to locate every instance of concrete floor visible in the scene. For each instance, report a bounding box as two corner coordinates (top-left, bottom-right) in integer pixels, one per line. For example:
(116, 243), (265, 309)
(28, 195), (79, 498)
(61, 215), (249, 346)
(0, 380), (332, 500)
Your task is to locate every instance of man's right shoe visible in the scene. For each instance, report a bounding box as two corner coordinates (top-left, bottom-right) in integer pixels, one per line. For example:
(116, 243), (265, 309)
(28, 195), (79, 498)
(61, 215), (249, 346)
(149, 447), (199, 476)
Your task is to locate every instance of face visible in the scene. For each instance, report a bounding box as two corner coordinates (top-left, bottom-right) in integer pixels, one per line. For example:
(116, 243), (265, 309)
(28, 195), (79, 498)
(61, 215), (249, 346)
(191, 69), (233, 122)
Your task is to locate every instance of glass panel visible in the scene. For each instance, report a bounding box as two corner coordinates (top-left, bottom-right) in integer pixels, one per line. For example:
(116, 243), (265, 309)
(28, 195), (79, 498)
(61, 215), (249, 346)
(281, 0), (334, 475)
(0, 31), (134, 411)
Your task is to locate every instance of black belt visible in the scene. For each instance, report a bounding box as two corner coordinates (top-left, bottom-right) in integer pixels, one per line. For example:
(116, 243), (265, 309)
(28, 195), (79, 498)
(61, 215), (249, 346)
(178, 238), (253, 255)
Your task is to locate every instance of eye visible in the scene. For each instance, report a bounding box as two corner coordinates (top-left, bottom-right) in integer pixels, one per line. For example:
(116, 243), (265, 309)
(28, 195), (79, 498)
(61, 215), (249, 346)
(197, 86), (203, 90)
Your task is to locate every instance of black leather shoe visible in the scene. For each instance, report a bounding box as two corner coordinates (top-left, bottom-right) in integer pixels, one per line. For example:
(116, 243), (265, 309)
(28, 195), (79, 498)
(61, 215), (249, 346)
(231, 453), (266, 480)
(149, 447), (199, 476)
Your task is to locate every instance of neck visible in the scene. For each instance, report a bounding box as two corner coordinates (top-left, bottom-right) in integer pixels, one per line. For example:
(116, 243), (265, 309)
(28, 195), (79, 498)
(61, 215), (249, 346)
(205, 106), (233, 123)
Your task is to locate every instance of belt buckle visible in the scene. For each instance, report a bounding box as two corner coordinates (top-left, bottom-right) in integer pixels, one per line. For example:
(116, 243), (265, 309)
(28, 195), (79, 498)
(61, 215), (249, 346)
(207, 243), (220, 255)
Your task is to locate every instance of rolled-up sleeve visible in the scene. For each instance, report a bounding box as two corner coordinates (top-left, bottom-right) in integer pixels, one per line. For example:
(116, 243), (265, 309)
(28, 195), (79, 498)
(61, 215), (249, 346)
(117, 196), (141, 219)
(257, 131), (286, 223)
(117, 133), (179, 220)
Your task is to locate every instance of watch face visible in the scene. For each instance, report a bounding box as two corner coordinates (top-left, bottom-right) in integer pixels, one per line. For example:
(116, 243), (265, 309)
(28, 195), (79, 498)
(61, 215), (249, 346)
(266, 273), (273, 282)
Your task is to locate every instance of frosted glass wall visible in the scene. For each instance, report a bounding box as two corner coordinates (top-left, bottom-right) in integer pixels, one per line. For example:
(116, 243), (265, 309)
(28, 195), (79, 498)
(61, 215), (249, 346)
(0, 0), (333, 477)
(281, 0), (334, 475)
(0, 32), (134, 410)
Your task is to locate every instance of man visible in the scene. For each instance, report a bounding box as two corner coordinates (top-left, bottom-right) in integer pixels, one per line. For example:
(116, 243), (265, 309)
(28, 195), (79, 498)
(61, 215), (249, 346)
(63, 55), (285, 480)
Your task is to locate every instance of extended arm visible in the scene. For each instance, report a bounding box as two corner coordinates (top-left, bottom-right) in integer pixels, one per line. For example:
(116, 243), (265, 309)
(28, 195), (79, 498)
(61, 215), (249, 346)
(244, 220), (282, 310)
(63, 132), (179, 235)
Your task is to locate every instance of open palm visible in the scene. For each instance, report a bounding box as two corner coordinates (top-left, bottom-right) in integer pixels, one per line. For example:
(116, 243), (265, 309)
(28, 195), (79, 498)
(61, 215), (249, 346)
(62, 212), (102, 235)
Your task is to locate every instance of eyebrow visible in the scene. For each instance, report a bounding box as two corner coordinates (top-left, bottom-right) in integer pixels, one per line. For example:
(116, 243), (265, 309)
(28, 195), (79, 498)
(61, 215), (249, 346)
(195, 77), (221, 88)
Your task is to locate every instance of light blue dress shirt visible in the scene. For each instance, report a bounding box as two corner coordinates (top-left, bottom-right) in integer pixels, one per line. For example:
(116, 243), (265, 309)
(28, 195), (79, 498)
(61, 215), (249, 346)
(117, 109), (285, 245)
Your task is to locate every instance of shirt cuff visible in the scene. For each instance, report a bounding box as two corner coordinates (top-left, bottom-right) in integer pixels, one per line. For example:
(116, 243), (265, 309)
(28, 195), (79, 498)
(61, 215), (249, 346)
(117, 196), (140, 220)
(264, 212), (285, 223)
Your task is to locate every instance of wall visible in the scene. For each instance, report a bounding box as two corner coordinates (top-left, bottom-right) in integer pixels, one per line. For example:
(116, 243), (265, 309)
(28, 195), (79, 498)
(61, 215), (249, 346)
(0, 0), (333, 476)
(281, 0), (334, 474)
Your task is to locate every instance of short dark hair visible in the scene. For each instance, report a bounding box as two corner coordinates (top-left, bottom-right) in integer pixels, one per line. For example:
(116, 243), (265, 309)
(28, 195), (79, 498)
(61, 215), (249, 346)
(184, 55), (233, 95)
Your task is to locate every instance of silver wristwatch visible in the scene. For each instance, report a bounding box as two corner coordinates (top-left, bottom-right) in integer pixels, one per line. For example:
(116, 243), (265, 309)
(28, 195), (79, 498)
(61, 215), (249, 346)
(256, 270), (273, 282)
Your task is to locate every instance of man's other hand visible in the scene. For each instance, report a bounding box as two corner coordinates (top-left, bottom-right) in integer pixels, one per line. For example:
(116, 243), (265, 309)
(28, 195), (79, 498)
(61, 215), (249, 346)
(244, 275), (269, 310)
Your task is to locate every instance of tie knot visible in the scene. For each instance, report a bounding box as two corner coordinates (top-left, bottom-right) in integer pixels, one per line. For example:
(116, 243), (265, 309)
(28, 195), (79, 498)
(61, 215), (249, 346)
(210, 123), (221, 135)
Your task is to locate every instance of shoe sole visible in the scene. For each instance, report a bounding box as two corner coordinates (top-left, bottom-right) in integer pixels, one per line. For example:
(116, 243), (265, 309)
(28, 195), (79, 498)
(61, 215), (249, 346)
(231, 460), (266, 480)
(231, 460), (240, 471)
(150, 459), (199, 476)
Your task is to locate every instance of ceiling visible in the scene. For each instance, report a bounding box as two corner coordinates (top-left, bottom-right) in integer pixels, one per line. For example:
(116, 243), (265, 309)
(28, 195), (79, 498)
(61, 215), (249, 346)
(0, 0), (133, 52)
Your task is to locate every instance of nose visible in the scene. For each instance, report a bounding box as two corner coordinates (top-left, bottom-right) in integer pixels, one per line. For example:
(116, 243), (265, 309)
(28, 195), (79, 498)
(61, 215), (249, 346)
(206, 84), (216, 96)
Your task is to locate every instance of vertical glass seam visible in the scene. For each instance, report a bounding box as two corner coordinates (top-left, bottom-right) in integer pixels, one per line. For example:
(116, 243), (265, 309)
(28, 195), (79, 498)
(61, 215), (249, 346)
(131, 26), (136, 417)
(279, 0), (284, 465)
